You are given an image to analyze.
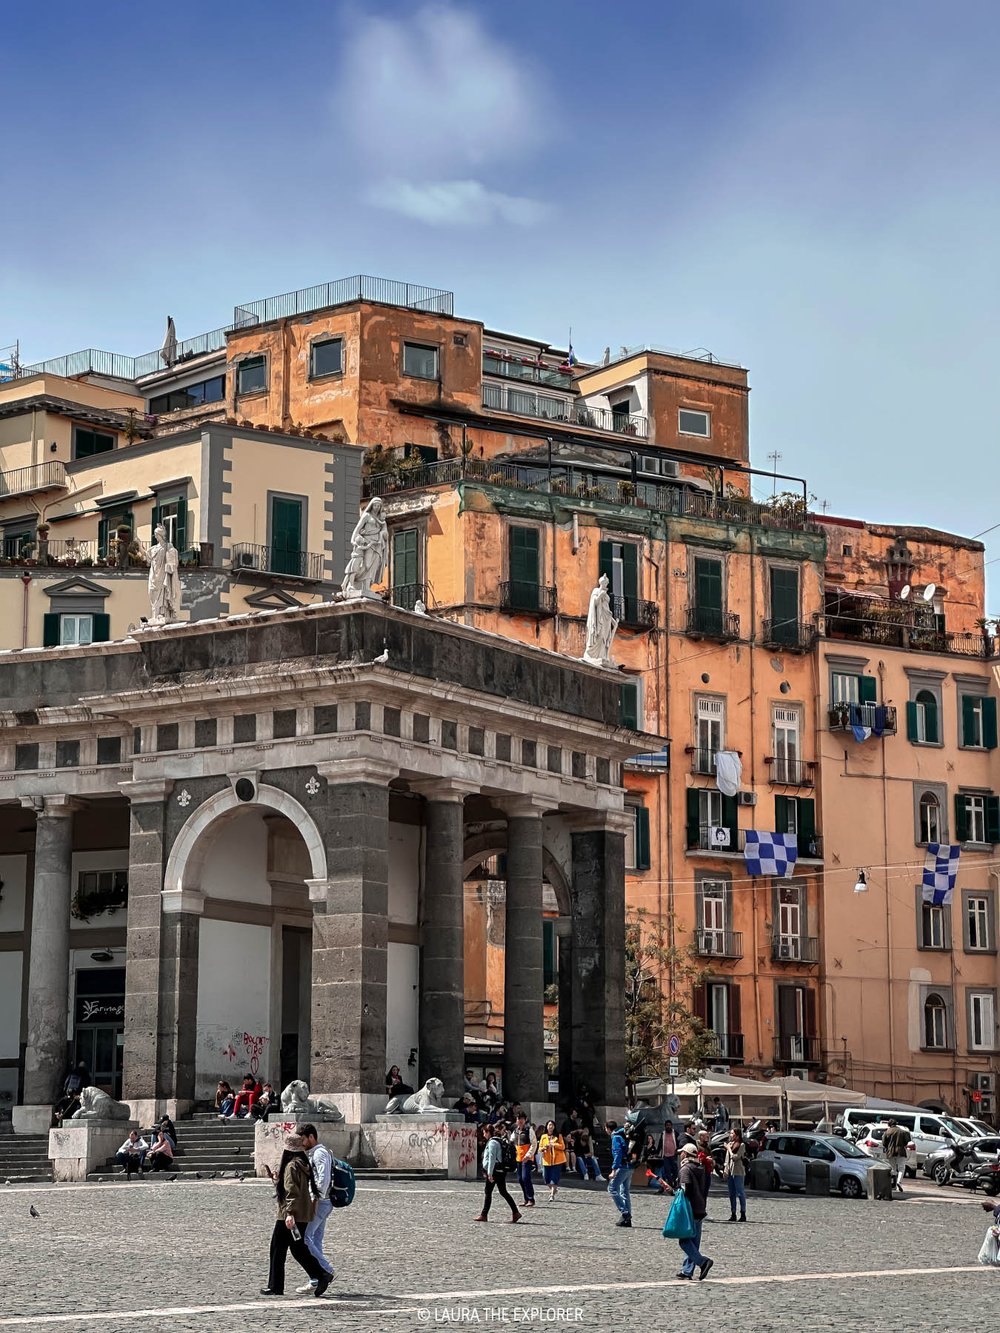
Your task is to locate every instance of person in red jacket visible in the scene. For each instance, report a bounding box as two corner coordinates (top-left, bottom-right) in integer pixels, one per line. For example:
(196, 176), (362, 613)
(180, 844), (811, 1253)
(696, 1130), (716, 1196)
(231, 1073), (262, 1118)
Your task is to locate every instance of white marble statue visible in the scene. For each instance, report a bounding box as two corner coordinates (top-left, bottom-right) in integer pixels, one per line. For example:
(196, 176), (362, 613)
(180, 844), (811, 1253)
(279, 1079), (344, 1121)
(71, 1087), (131, 1121)
(385, 1077), (448, 1114)
(582, 573), (619, 668)
(341, 497), (388, 598)
(147, 524), (182, 623)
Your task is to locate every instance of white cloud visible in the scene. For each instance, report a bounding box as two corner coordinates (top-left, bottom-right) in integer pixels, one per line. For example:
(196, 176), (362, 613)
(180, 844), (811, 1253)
(368, 178), (549, 227)
(335, 4), (549, 226)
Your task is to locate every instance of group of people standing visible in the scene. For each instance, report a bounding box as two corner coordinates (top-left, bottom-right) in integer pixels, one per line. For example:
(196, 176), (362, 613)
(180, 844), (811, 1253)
(261, 1124), (336, 1298)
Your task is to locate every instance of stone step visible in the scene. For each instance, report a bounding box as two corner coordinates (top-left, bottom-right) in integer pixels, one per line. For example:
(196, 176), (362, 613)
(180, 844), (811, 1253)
(1, 1171), (53, 1183)
(85, 1166), (447, 1183)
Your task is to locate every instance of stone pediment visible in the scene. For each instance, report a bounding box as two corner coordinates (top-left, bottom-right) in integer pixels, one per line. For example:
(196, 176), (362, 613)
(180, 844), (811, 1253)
(42, 577), (110, 599)
(242, 588), (306, 609)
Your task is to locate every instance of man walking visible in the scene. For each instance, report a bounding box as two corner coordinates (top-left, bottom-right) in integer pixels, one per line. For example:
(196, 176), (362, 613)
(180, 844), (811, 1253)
(712, 1097), (730, 1133)
(295, 1124), (335, 1293)
(676, 1142), (713, 1280)
(474, 1124), (522, 1223)
(660, 1119), (679, 1188)
(606, 1120), (632, 1228)
(882, 1118), (909, 1193)
(512, 1110), (537, 1208)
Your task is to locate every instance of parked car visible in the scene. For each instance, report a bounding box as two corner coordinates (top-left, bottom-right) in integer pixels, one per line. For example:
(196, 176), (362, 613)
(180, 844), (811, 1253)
(756, 1132), (873, 1199)
(839, 1106), (968, 1167)
(854, 1123), (918, 1173)
(951, 1117), (993, 1138)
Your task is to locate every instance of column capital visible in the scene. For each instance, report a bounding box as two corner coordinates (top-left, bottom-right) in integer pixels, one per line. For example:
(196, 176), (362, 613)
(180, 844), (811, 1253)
(315, 758), (398, 787)
(409, 777), (479, 803)
(497, 795), (551, 819)
(161, 886), (205, 916)
(119, 778), (175, 802)
(564, 807), (633, 837)
(20, 795), (83, 817)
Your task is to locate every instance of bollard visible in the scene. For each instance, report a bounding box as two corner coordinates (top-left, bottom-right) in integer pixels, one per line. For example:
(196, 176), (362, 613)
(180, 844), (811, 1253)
(805, 1159), (830, 1196)
(747, 1157), (776, 1190)
(867, 1162), (894, 1200)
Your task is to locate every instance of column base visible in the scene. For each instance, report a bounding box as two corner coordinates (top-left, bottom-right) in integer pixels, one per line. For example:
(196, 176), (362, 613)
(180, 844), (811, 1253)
(323, 1092), (388, 1124)
(49, 1119), (140, 1181)
(367, 1118), (478, 1178)
(12, 1106), (54, 1135)
(254, 1119), (366, 1179)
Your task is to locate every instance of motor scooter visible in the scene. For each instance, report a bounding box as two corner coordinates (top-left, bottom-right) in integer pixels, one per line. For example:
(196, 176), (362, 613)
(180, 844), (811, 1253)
(927, 1140), (1000, 1193)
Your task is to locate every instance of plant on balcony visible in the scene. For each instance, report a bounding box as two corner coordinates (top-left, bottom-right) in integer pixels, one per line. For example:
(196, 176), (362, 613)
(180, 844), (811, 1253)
(71, 876), (128, 922)
(829, 702), (852, 728)
(619, 481), (636, 501)
(19, 538), (36, 560)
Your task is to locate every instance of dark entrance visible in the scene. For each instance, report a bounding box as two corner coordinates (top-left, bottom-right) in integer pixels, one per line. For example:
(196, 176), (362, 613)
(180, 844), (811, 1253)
(74, 967), (125, 1098)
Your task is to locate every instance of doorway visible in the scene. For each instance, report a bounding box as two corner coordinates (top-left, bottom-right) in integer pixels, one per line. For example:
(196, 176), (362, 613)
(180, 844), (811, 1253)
(74, 967), (125, 1097)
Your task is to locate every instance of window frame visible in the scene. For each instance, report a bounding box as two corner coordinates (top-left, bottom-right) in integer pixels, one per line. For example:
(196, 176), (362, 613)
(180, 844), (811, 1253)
(968, 989), (997, 1051)
(915, 883), (951, 951)
(831, 671), (861, 706)
(923, 991), (950, 1050)
(678, 407), (711, 438)
(402, 341), (440, 381)
(59, 613), (94, 646)
(235, 353), (268, 397)
(308, 336), (344, 381)
(73, 426), (116, 460)
(963, 890), (996, 954)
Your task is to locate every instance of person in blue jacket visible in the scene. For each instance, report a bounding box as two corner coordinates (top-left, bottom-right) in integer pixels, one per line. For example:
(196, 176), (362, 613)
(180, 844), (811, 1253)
(606, 1119), (632, 1228)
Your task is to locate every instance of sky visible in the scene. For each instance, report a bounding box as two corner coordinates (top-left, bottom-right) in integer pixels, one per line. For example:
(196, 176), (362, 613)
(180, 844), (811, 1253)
(2, 1), (999, 589)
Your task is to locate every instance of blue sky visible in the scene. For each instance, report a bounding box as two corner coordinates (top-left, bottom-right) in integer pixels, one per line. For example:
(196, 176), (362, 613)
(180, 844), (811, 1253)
(3, 1), (999, 584)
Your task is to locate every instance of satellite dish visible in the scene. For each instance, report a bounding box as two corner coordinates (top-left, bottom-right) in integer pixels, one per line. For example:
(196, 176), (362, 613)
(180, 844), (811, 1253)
(899, 585), (911, 600)
(923, 583), (937, 601)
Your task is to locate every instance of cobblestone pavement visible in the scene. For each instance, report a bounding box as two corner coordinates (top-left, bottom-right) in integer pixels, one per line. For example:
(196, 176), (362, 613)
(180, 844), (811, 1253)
(0, 1174), (997, 1332)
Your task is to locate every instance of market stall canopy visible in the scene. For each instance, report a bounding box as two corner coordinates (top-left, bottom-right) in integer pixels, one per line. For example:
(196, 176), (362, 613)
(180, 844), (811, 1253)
(634, 1072), (779, 1101)
(768, 1076), (867, 1106)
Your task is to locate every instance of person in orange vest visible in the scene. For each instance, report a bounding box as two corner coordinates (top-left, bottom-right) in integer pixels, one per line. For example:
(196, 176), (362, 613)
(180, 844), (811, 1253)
(538, 1120), (567, 1202)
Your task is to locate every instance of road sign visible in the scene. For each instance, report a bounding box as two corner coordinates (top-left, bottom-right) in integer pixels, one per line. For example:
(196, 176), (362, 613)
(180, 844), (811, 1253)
(667, 1035), (681, 1057)
(668, 1057), (680, 1076)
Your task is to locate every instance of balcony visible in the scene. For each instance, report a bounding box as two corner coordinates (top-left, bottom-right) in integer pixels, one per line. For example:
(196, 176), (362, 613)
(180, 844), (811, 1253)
(688, 824), (745, 853)
(608, 594), (658, 632)
(391, 582), (426, 611)
(796, 834), (823, 860)
(828, 702), (897, 736)
(483, 354), (575, 391)
(773, 1034), (820, 1065)
(695, 930), (743, 960)
(685, 606), (740, 641)
(0, 461), (67, 500)
(825, 589), (997, 659)
(761, 619), (816, 652)
(771, 934), (819, 965)
(230, 543), (325, 581)
(689, 747), (719, 776)
(480, 384), (649, 438)
(708, 1032), (745, 1062)
(764, 757), (815, 787)
(499, 580), (557, 617)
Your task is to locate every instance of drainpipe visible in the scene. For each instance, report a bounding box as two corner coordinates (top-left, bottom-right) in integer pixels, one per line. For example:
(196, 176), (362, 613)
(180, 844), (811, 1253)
(21, 572), (31, 648)
(877, 659), (896, 1098)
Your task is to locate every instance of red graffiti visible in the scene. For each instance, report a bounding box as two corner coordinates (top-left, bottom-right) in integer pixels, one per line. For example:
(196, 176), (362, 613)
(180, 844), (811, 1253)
(458, 1149), (475, 1172)
(242, 1032), (269, 1077)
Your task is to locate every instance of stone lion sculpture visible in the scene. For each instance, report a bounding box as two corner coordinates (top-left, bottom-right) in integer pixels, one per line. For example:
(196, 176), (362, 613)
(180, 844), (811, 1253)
(71, 1087), (131, 1121)
(385, 1077), (447, 1115)
(280, 1080), (344, 1121)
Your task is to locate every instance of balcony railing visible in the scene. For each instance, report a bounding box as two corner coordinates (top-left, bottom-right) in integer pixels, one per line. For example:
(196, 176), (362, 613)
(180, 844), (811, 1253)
(773, 1034), (820, 1065)
(771, 935), (820, 964)
(796, 834), (823, 860)
(828, 702), (897, 736)
(690, 747), (719, 776)
(391, 582), (426, 611)
(764, 757), (814, 787)
(685, 606), (741, 641)
(708, 1032), (745, 1062)
(0, 461), (66, 499)
(688, 824), (745, 853)
(825, 593), (998, 659)
(695, 930), (743, 960)
(761, 619), (816, 652)
(608, 594), (658, 631)
(483, 354), (576, 391)
(499, 580), (557, 616)
(230, 542), (325, 581)
(480, 385), (649, 438)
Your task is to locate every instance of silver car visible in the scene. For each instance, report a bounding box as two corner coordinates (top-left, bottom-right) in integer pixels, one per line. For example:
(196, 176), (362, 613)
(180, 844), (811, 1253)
(757, 1132), (873, 1199)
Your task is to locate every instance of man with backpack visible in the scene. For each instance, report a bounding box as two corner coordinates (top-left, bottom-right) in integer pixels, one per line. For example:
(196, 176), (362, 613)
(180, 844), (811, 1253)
(296, 1123), (336, 1293)
(606, 1119), (632, 1228)
(474, 1124), (522, 1223)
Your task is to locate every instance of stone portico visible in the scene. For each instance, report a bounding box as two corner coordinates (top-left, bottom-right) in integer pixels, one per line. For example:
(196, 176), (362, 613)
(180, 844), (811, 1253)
(0, 601), (657, 1132)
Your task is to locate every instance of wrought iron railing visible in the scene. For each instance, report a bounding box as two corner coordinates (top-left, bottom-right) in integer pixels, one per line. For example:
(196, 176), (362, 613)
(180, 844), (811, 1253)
(709, 1031), (745, 1061)
(0, 460), (67, 498)
(392, 582), (426, 611)
(771, 935), (820, 964)
(761, 619), (816, 652)
(695, 930), (743, 960)
(828, 703), (897, 735)
(499, 580), (557, 616)
(764, 757), (814, 787)
(689, 824), (745, 853)
(480, 386), (650, 438)
(685, 606), (740, 640)
(608, 594), (658, 631)
(773, 1034), (820, 1064)
(690, 747), (719, 776)
(230, 542), (325, 581)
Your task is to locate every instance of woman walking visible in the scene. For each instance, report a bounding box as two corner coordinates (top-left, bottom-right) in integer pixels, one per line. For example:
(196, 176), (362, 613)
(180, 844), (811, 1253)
(260, 1133), (332, 1297)
(538, 1120), (567, 1201)
(474, 1124), (522, 1223)
(724, 1127), (748, 1222)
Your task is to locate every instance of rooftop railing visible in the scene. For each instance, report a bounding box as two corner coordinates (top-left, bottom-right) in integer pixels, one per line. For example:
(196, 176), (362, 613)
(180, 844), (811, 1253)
(826, 600), (997, 659)
(234, 275), (453, 325)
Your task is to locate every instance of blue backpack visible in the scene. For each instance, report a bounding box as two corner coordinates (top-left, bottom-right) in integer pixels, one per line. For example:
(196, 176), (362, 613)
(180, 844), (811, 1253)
(330, 1156), (356, 1208)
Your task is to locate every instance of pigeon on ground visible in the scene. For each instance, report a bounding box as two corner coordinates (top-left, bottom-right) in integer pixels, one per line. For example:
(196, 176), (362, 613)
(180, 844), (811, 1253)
(195, 1172), (202, 1179)
(237, 1173), (246, 1183)
(169, 1174), (178, 1182)
(234, 1146), (242, 1155)
(4, 1179), (10, 1186)
(29, 1206), (40, 1218)
(210, 1171), (217, 1179)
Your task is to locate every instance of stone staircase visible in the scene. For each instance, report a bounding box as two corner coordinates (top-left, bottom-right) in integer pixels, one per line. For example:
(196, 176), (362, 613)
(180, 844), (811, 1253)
(0, 1132), (54, 1184)
(88, 1110), (257, 1181)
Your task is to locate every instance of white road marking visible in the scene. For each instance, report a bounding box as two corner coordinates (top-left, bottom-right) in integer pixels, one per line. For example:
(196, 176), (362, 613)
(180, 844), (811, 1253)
(0, 1181), (457, 1197)
(0, 1264), (991, 1326)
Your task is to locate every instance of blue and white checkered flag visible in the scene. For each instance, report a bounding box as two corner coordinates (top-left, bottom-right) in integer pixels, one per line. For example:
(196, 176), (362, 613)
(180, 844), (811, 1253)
(744, 831), (799, 879)
(922, 843), (960, 905)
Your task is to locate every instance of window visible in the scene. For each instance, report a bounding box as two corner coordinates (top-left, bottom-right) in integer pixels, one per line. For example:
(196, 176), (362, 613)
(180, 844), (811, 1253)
(152, 494), (187, 550)
(679, 408), (710, 437)
(768, 566), (800, 644)
(695, 696), (725, 767)
(775, 796), (817, 857)
(969, 991), (997, 1051)
(961, 695), (998, 749)
(625, 806), (651, 871)
(60, 614), (93, 646)
(919, 893), (947, 949)
(269, 495), (304, 575)
(907, 688), (940, 744)
(74, 427), (115, 459)
(3, 528), (33, 559)
(392, 528), (421, 609)
(924, 992), (949, 1049)
(236, 355), (267, 395)
(777, 883), (804, 955)
(700, 880), (728, 953)
(620, 681), (639, 730)
(956, 792), (1000, 845)
(772, 707), (800, 782)
(611, 399), (630, 432)
(599, 539), (639, 623)
(831, 671), (861, 705)
(309, 338), (343, 379)
(691, 555), (724, 634)
(148, 375), (225, 414)
(965, 892), (995, 952)
(75, 870), (128, 917)
(507, 525), (541, 610)
(685, 787), (737, 850)
(919, 791), (942, 845)
(403, 342), (438, 380)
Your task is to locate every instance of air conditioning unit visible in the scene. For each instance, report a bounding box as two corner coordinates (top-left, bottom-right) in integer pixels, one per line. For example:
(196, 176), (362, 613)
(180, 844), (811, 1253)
(709, 1065), (730, 1075)
(974, 1073), (996, 1093)
(789, 1067), (810, 1080)
(736, 791), (757, 806)
(235, 552), (258, 569)
(639, 456), (659, 474)
(708, 825), (732, 849)
(639, 456), (681, 479)
(779, 943), (792, 959)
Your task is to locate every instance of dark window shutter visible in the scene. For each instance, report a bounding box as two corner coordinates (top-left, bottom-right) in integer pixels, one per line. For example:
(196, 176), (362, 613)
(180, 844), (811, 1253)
(151, 503), (161, 541)
(621, 683), (639, 729)
(98, 516), (109, 558)
(722, 793), (738, 838)
(393, 528), (419, 589)
(859, 676), (877, 704)
(686, 788), (701, 849)
(174, 497), (188, 551)
(906, 701), (918, 742)
(925, 697), (939, 744)
(43, 613), (60, 647)
(635, 807), (651, 870)
(598, 539), (613, 585)
(955, 794), (969, 843)
(91, 613), (111, 643)
(769, 566), (799, 640)
(797, 798), (816, 856)
(804, 988), (817, 1037)
(728, 983), (742, 1037)
(984, 698), (998, 750)
(775, 794), (789, 832)
(694, 557), (722, 613)
(987, 796), (1000, 845)
(623, 543), (638, 601)
(509, 526), (539, 586)
(692, 982), (708, 1024)
(962, 694), (977, 746)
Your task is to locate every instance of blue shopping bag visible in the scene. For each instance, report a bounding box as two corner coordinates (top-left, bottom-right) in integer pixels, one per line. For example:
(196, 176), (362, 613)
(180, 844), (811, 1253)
(662, 1187), (696, 1240)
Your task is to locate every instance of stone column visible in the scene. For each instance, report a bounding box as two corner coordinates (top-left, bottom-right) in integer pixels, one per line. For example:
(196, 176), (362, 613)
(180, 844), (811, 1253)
(570, 812), (629, 1114)
(309, 762), (393, 1124)
(555, 918), (574, 1106)
(414, 781), (474, 1102)
(156, 909), (201, 1105)
(502, 798), (548, 1107)
(17, 796), (77, 1127)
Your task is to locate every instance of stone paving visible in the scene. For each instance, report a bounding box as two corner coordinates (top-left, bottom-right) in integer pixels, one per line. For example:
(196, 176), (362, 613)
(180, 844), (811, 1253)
(0, 1173), (998, 1332)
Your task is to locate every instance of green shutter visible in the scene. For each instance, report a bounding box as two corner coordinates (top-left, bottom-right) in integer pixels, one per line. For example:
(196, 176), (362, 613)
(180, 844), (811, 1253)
(542, 919), (556, 986)
(797, 798), (816, 856)
(987, 796), (1000, 845)
(620, 682), (638, 730)
(91, 613), (111, 643)
(769, 566), (799, 642)
(925, 697), (939, 745)
(623, 543), (638, 601)
(598, 540), (613, 586)
(393, 528), (418, 589)
(906, 701), (918, 742)
(151, 503), (161, 541)
(859, 676), (877, 704)
(955, 794), (969, 843)
(693, 556), (723, 635)
(509, 526), (540, 610)
(984, 698), (998, 750)
(43, 613), (60, 647)
(270, 496), (303, 575)
(98, 517), (109, 558)
(722, 793), (738, 839)
(174, 497), (188, 552)
(775, 794), (790, 832)
(635, 807), (651, 870)
(686, 788), (701, 849)
(962, 695), (977, 746)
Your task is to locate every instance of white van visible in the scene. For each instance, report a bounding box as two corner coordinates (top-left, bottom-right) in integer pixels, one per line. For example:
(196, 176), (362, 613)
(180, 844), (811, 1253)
(840, 1106), (968, 1167)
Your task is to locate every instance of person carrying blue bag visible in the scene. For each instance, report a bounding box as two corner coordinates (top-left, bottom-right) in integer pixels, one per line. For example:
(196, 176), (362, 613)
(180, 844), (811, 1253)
(662, 1142), (714, 1280)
